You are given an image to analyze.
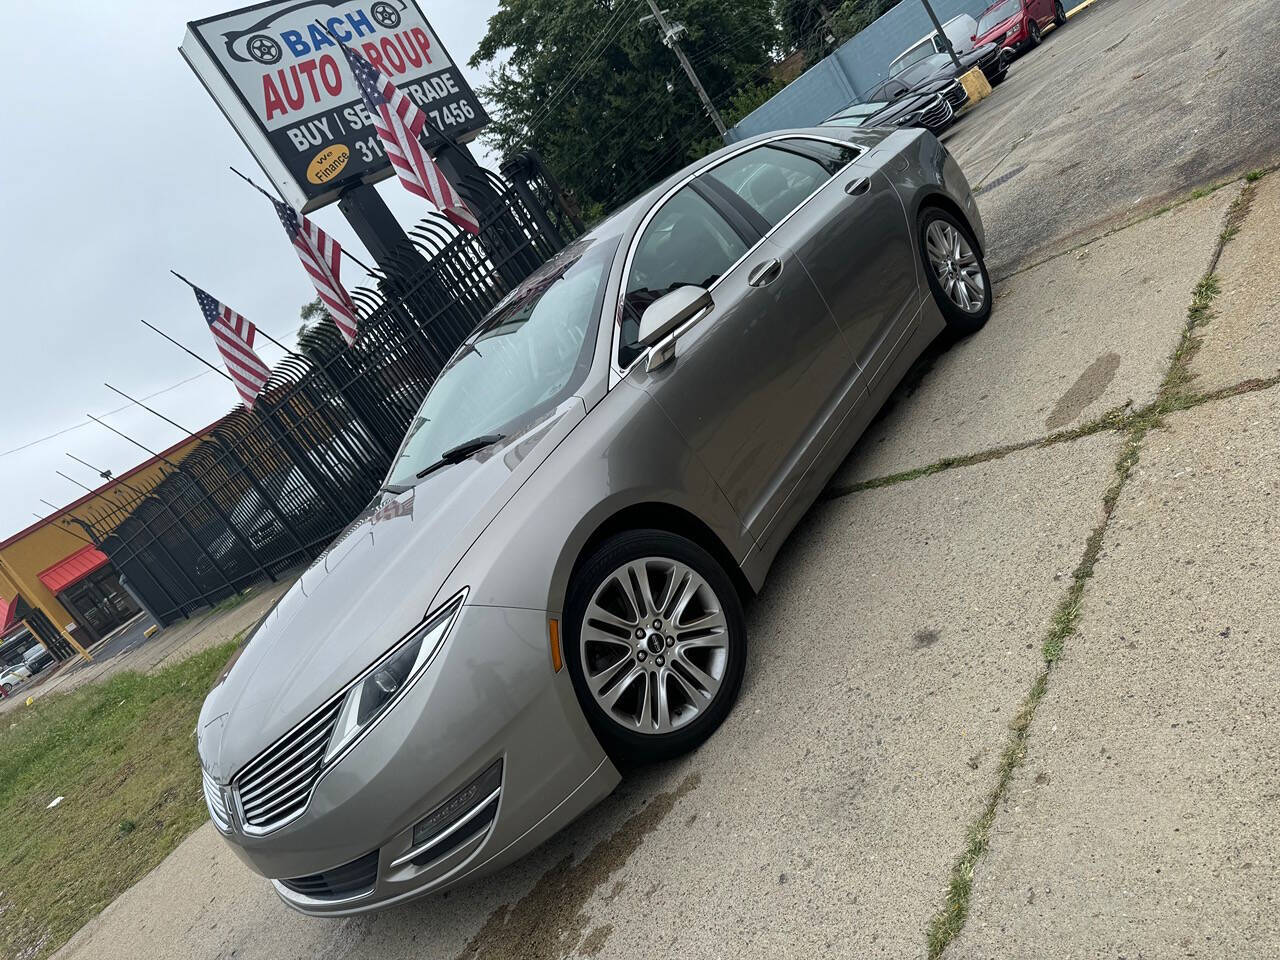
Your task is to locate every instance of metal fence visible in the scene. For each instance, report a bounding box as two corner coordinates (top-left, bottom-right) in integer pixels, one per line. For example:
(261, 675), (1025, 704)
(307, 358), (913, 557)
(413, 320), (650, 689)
(81, 162), (580, 625)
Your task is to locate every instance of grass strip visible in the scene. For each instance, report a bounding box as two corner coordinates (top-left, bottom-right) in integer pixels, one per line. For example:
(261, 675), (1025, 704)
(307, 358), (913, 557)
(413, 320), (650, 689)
(0, 640), (238, 960)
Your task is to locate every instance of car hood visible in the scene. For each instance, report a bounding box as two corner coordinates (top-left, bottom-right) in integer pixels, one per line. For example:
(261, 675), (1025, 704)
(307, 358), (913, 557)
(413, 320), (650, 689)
(197, 396), (586, 783)
(866, 93), (937, 124)
(975, 15), (1020, 43)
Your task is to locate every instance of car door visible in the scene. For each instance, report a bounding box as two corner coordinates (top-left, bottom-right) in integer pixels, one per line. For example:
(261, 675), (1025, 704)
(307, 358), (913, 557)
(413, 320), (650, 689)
(618, 183), (857, 541)
(703, 136), (919, 391)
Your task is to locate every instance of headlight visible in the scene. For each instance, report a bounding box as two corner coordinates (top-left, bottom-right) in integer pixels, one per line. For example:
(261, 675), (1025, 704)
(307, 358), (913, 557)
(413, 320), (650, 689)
(324, 591), (466, 764)
(1005, 27), (1018, 41)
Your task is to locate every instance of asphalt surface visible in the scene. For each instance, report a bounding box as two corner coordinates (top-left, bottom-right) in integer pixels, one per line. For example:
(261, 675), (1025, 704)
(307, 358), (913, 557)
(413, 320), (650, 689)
(61, 615), (156, 677)
(943, 0), (1280, 277)
(47, 1), (1280, 958)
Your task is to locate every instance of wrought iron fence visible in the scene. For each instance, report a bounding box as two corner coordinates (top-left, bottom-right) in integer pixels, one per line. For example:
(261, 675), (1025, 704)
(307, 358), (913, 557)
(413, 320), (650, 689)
(82, 162), (580, 625)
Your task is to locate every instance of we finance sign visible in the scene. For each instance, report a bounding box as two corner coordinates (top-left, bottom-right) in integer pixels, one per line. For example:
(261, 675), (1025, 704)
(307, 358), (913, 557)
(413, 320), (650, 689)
(182, 0), (489, 211)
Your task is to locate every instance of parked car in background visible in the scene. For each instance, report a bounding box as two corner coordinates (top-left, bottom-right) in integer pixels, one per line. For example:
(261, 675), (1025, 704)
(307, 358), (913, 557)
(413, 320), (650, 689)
(866, 43), (1008, 104)
(887, 14), (980, 77)
(22, 645), (54, 676)
(824, 90), (958, 135)
(198, 123), (993, 916)
(973, 0), (1067, 53)
(0, 664), (32, 695)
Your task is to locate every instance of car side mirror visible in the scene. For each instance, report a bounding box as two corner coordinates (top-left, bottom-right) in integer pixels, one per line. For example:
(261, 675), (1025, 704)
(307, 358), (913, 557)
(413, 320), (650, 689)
(638, 286), (713, 370)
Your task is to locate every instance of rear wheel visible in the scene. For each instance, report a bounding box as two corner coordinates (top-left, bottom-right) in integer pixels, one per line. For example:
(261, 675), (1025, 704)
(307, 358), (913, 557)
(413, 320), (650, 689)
(919, 207), (992, 335)
(565, 530), (747, 763)
(1054, 2), (1067, 25)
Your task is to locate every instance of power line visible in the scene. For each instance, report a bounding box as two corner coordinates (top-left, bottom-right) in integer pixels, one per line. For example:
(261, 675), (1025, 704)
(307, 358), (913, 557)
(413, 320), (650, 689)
(523, 0), (642, 137)
(0, 317), (301, 461)
(0, 372), (211, 459)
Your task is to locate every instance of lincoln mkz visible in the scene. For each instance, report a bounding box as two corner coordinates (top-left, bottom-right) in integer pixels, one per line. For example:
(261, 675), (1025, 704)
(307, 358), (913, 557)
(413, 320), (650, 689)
(198, 124), (992, 914)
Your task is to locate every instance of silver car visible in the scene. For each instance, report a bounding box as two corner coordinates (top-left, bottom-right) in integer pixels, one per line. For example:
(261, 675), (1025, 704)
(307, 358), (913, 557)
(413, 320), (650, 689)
(197, 126), (991, 915)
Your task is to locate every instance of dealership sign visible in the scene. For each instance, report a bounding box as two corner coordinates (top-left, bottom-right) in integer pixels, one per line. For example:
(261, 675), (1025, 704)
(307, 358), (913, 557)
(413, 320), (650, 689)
(182, 0), (489, 212)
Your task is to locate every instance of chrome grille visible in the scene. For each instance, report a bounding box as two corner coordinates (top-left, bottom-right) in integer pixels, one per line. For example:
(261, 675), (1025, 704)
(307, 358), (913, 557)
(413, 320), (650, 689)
(919, 97), (954, 130)
(234, 699), (343, 831)
(941, 80), (968, 109)
(202, 768), (231, 832)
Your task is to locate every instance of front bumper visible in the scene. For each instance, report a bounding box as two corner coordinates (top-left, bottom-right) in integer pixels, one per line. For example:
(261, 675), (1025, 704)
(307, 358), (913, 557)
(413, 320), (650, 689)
(205, 604), (619, 915)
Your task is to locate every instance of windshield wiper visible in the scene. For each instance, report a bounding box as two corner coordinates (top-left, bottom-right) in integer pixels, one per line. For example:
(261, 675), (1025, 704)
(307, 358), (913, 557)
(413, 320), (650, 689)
(415, 434), (505, 480)
(379, 482), (410, 496)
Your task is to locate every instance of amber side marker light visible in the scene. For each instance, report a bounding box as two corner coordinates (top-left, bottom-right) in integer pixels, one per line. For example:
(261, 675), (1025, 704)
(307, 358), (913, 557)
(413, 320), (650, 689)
(548, 619), (563, 673)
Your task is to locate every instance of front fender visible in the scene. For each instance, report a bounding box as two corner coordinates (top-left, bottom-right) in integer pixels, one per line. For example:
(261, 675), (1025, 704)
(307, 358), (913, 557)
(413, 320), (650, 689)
(433, 379), (752, 618)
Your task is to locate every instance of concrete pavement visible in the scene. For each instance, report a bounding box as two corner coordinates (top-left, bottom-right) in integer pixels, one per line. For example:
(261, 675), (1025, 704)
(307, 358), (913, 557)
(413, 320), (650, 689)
(949, 390), (1280, 959)
(831, 186), (1238, 487)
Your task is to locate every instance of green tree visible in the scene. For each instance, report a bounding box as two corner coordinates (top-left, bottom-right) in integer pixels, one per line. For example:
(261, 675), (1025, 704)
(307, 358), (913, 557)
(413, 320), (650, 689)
(470, 0), (778, 214)
(298, 296), (326, 342)
(779, 0), (898, 62)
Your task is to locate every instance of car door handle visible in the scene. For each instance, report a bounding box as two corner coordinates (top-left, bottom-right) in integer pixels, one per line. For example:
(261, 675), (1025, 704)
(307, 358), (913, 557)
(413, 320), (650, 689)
(747, 258), (783, 287)
(845, 177), (871, 197)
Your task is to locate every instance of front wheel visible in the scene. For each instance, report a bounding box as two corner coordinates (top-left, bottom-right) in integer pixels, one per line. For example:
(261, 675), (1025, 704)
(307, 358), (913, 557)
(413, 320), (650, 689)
(565, 530), (747, 763)
(1028, 19), (1043, 46)
(1054, 2), (1067, 25)
(919, 207), (992, 335)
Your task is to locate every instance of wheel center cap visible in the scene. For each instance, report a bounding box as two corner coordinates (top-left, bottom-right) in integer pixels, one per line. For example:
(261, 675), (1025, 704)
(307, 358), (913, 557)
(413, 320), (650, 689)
(646, 634), (665, 655)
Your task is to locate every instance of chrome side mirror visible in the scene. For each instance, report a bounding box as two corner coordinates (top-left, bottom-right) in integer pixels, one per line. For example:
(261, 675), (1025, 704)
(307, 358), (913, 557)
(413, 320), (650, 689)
(638, 286), (713, 371)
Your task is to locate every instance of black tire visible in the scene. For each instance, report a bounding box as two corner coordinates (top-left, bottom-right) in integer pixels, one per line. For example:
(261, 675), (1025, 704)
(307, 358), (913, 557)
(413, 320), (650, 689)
(1054, 2), (1067, 25)
(918, 206), (992, 335)
(564, 529), (747, 764)
(1028, 19), (1043, 46)
(989, 68), (1008, 87)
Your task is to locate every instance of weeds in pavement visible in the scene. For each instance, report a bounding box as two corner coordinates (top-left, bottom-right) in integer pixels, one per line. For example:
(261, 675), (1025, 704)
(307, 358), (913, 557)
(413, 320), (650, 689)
(922, 186), (1252, 958)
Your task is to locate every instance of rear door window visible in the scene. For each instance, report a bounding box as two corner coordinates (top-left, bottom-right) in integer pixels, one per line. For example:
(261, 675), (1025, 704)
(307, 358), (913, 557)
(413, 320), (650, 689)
(703, 139), (861, 228)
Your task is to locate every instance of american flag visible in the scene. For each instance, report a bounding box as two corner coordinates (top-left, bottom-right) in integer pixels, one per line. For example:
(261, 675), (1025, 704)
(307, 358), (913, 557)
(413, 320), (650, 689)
(339, 41), (481, 235)
(270, 197), (360, 345)
(192, 286), (271, 409)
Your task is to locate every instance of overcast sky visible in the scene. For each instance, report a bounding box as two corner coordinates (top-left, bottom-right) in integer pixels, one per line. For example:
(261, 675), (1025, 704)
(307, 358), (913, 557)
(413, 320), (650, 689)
(0, 0), (501, 542)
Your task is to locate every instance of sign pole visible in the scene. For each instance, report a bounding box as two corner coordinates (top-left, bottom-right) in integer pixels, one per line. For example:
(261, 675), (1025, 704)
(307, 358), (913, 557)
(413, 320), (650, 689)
(920, 0), (963, 69)
(337, 183), (420, 276)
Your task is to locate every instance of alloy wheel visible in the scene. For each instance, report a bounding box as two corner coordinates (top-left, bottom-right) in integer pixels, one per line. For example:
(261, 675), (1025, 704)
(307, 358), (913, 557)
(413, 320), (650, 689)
(925, 220), (987, 313)
(579, 557), (730, 735)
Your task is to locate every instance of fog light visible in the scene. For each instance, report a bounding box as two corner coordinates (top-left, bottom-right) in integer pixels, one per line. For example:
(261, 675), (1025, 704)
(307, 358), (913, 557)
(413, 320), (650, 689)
(389, 760), (505, 870)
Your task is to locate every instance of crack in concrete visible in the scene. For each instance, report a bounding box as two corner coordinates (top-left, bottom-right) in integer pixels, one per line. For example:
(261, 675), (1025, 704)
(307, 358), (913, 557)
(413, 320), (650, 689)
(920, 173), (1258, 958)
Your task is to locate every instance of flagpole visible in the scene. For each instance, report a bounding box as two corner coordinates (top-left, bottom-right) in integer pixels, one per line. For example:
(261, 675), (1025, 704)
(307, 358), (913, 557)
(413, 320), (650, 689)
(103, 383), (194, 436)
(138, 318), (234, 384)
(167, 272), (300, 358)
(228, 165), (377, 275)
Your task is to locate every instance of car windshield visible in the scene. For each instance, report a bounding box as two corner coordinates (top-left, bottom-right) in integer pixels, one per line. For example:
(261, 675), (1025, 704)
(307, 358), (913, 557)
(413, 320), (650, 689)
(832, 102), (886, 122)
(977, 0), (1021, 33)
(384, 236), (618, 488)
(889, 39), (935, 76)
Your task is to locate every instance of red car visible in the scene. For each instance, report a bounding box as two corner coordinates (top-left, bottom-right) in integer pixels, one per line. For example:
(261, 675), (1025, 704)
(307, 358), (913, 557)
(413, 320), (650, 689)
(973, 0), (1067, 54)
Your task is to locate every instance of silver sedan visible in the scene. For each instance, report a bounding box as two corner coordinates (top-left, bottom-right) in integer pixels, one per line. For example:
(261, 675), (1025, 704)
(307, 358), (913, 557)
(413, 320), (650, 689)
(197, 125), (991, 914)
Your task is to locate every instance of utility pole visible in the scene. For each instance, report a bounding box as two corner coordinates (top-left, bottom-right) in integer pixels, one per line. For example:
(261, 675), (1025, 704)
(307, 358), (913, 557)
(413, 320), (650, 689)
(920, 0), (962, 70)
(642, 0), (728, 137)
